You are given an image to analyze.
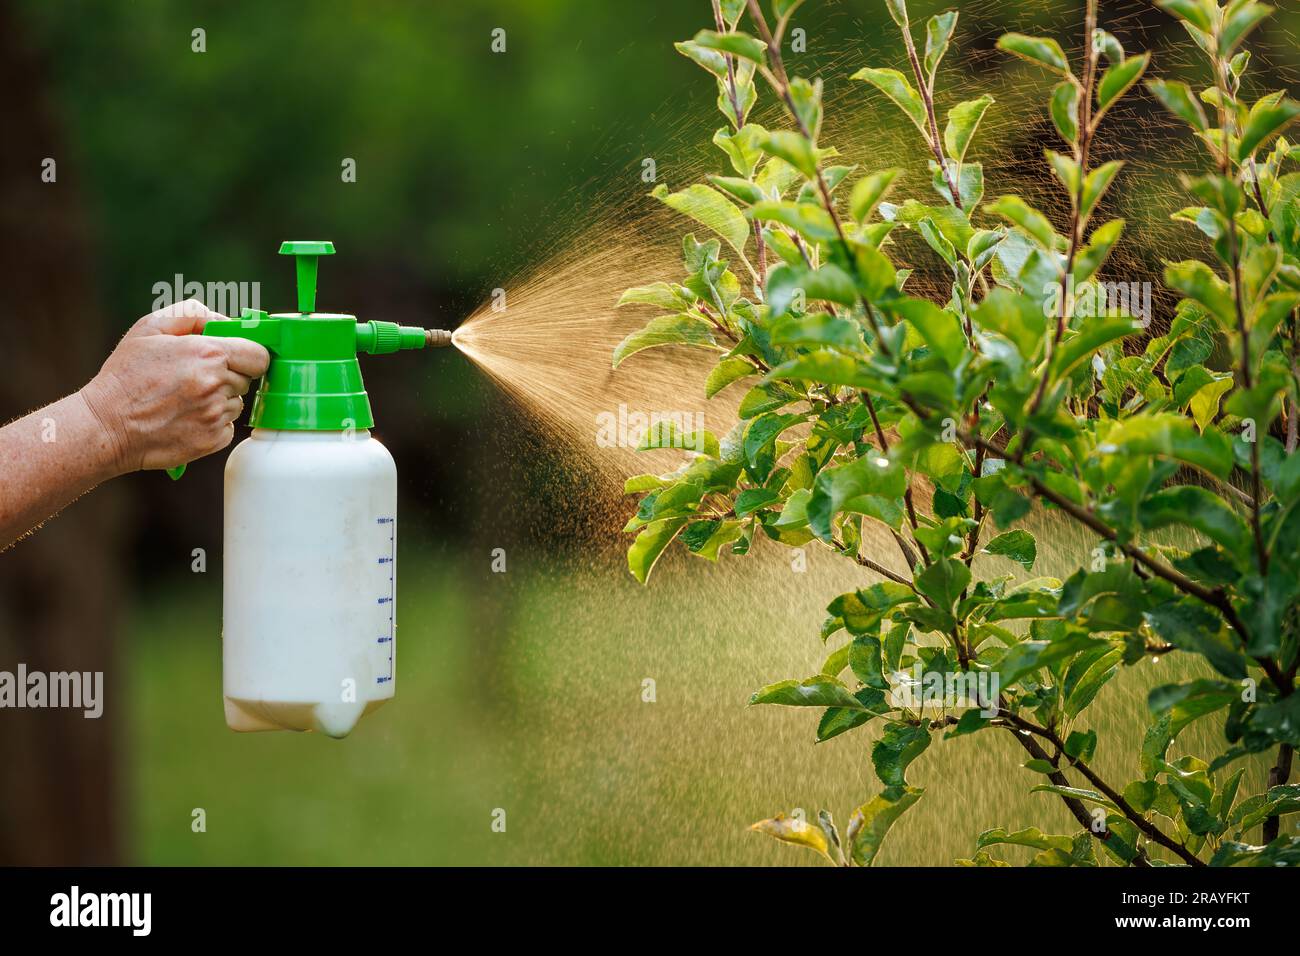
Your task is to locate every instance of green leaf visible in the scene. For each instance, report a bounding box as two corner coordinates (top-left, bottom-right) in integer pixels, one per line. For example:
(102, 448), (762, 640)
(1065, 729), (1097, 761)
(846, 786), (924, 866)
(713, 123), (768, 178)
(944, 95), (995, 164)
(637, 419), (720, 457)
(872, 724), (932, 787)
(1147, 679), (1238, 732)
(708, 175), (766, 206)
(972, 287), (1047, 360)
(1051, 81), (1080, 143)
(1045, 149), (1080, 196)
(884, 0), (908, 28)
(984, 195), (1060, 250)
(705, 356), (756, 398)
(758, 130), (820, 179)
(915, 558), (971, 612)
(1155, 0), (1216, 34)
(651, 183), (749, 256)
(770, 311), (863, 353)
(742, 412), (803, 479)
(893, 199), (976, 252)
(750, 675), (868, 709)
(734, 487), (780, 518)
(673, 40), (728, 79)
(924, 11), (959, 79)
(851, 67), (928, 134)
(624, 474), (670, 494)
(997, 33), (1070, 75)
(1064, 647), (1122, 718)
(1139, 485), (1250, 556)
(1080, 161), (1124, 221)
(1049, 315), (1136, 381)
(854, 243), (898, 300)
(850, 168), (902, 223)
(617, 282), (693, 311)
(627, 517), (687, 584)
(690, 28), (767, 64)
(995, 630), (1102, 687)
(766, 262), (859, 317)
(1146, 79), (1209, 133)
(978, 825), (1075, 853)
(827, 583), (917, 635)
(1219, 0), (1273, 57)
(1093, 29), (1125, 63)
(808, 454), (908, 540)
(682, 519), (743, 560)
(1231, 784), (1300, 832)
(1027, 786), (1119, 812)
(738, 381), (803, 419)
(1144, 600), (1248, 680)
(1072, 218), (1125, 284)
(983, 529), (1037, 570)
(749, 199), (838, 242)
(1163, 260), (1235, 331)
(1096, 54), (1149, 116)
(764, 351), (886, 392)
(886, 298), (965, 369)
(1099, 414), (1234, 479)
(850, 635), (889, 690)
(1236, 96), (1300, 162)
(612, 314), (717, 368)
(817, 687), (889, 742)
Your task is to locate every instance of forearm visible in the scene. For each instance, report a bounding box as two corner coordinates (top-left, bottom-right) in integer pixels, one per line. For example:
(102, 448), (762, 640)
(0, 388), (125, 550)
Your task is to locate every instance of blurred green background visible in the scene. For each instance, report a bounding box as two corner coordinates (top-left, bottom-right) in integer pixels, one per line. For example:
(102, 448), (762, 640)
(1, 0), (1298, 865)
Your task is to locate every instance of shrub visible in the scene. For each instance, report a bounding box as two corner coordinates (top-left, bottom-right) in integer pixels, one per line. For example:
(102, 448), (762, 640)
(614, 0), (1300, 866)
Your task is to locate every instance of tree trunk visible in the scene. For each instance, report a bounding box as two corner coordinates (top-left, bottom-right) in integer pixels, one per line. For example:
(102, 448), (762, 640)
(0, 2), (125, 865)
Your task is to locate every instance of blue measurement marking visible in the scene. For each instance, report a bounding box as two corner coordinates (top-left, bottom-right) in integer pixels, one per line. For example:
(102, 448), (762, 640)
(376, 515), (395, 685)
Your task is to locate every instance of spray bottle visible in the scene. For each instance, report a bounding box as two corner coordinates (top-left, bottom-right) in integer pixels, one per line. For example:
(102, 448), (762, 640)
(170, 241), (453, 737)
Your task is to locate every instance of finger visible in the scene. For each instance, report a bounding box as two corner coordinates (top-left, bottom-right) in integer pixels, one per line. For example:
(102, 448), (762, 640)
(218, 370), (254, 398)
(138, 299), (227, 336)
(221, 396), (245, 423)
(210, 337), (271, 378)
(207, 421), (236, 455)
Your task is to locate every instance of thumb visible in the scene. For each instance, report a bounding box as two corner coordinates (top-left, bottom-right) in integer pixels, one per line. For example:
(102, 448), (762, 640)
(134, 298), (228, 336)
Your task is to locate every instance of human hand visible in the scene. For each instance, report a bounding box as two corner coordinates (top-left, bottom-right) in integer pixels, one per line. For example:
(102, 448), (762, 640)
(79, 299), (270, 474)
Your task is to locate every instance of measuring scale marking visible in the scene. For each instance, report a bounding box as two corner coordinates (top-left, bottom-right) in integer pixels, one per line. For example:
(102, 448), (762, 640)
(376, 516), (395, 684)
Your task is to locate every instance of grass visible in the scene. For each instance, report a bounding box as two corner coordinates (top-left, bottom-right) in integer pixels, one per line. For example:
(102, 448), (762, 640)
(126, 554), (514, 865)
(127, 538), (1269, 866)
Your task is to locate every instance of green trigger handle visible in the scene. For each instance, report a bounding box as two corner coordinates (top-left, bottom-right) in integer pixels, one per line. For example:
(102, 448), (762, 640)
(163, 241), (447, 481)
(164, 308), (435, 480)
(166, 309), (277, 481)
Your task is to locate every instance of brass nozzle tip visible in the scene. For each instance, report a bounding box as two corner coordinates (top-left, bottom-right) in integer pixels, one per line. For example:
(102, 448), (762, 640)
(425, 328), (454, 348)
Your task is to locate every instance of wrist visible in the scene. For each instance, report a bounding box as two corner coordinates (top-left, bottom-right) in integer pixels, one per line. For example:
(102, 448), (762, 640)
(78, 374), (137, 477)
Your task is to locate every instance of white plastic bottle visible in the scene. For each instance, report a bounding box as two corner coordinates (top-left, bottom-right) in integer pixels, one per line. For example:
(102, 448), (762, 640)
(222, 429), (397, 738)
(174, 240), (453, 738)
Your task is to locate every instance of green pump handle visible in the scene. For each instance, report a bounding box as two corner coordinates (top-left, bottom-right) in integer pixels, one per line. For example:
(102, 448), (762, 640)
(165, 241), (445, 479)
